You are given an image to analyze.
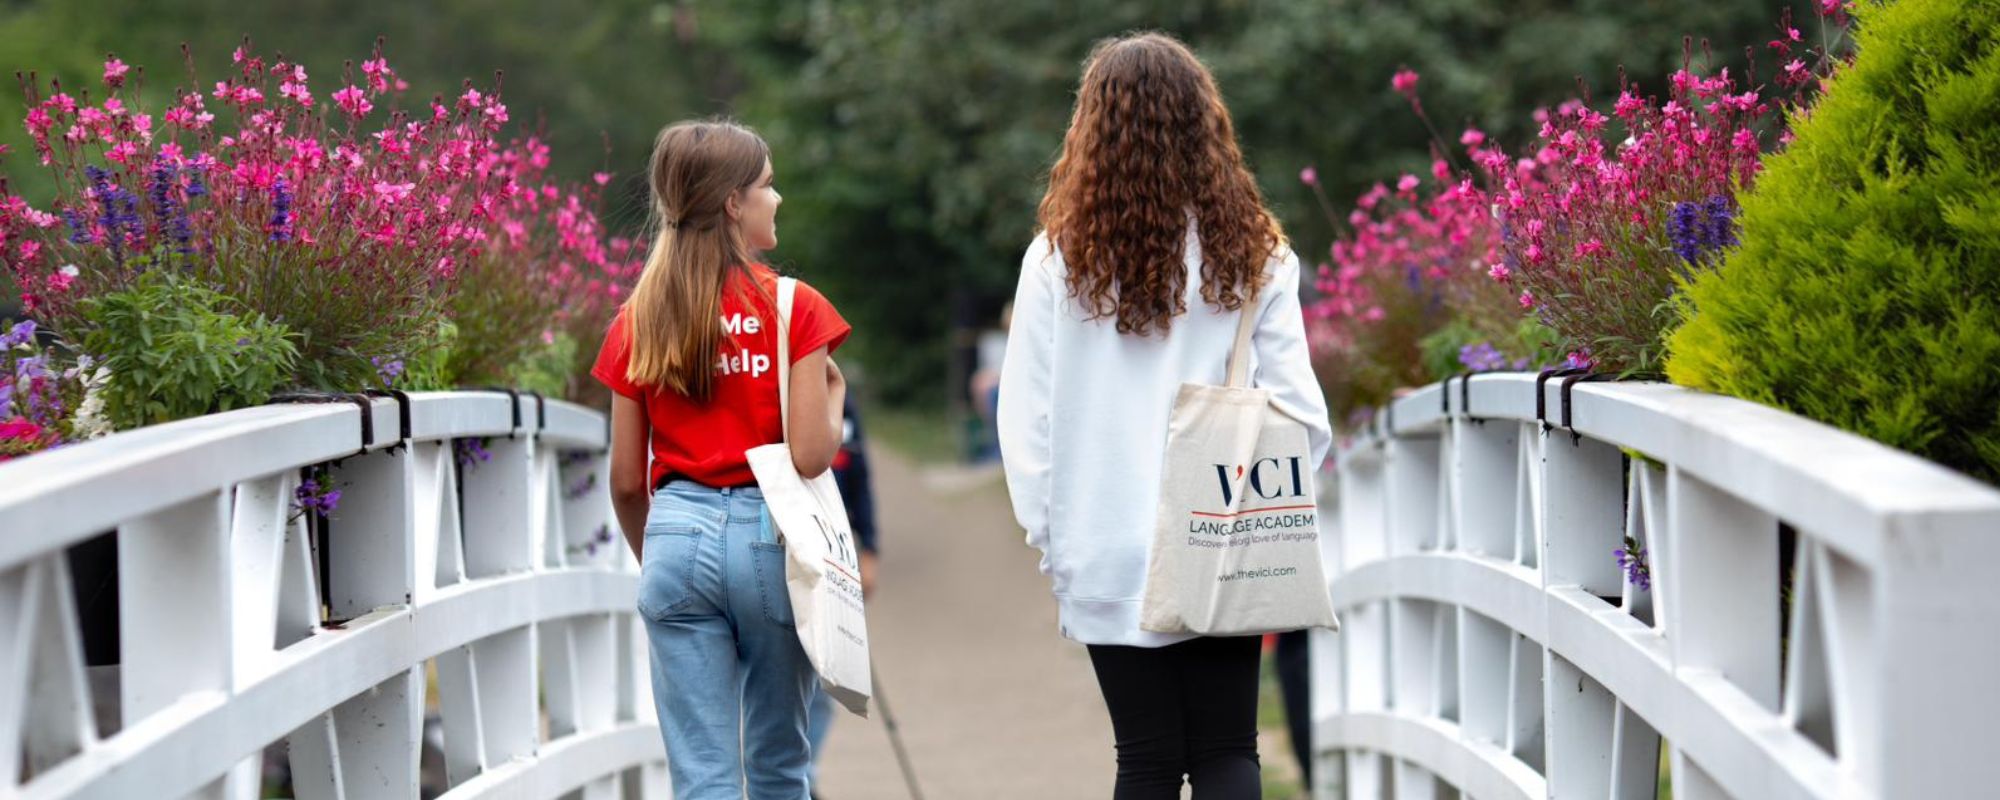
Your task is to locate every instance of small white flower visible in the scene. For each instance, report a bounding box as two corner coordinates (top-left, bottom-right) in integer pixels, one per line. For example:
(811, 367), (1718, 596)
(58, 264), (79, 277)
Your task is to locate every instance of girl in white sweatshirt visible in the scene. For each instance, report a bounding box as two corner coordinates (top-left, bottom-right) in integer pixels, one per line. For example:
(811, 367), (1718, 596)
(998, 31), (1333, 800)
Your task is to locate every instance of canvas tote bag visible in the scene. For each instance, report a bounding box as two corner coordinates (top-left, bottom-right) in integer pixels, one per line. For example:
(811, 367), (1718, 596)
(1138, 289), (1340, 636)
(744, 277), (872, 716)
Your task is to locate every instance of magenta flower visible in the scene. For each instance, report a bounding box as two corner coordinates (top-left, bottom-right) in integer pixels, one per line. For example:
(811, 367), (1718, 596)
(1391, 69), (1420, 98)
(1460, 128), (1486, 148)
(102, 58), (129, 88)
(332, 85), (373, 118)
(1396, 174), (1420, 194)
(1519, 290), (1536, 309)
(1299, 166), (1319, 187)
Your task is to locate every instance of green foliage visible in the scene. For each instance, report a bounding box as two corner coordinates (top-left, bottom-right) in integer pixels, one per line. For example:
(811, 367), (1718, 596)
(77, 269), (297, 428)
(396, 320), (457, 392)
(445, 249), (561, 391)
(507, 330), (580, 399)
(1666, 0), (2000, 484)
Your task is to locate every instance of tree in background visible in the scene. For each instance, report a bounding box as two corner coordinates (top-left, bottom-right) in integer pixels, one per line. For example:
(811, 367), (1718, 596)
(2, 0), (1816, 412)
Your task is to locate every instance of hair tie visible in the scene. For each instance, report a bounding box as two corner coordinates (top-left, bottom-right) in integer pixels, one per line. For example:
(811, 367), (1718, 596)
(664, 218), (681, 230)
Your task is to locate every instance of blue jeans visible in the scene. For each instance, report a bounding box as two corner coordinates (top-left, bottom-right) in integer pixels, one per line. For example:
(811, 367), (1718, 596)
(807, 684), (835, 777)
(640, 481), (815, 800)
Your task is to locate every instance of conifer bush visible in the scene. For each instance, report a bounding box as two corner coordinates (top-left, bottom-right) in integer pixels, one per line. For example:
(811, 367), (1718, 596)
(1666, 0), (2000, 484)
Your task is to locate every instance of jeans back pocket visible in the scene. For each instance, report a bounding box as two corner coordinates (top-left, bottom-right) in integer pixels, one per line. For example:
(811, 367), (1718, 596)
(750, 541), (796, 627)
(637, 527), (700, 620)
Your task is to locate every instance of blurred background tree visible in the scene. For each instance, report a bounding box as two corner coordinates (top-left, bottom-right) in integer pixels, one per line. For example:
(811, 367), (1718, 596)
(0, 0), (1813, 433)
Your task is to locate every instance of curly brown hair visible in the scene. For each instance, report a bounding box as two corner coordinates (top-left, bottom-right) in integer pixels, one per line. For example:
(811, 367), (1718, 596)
(1037, 32), (1285, 337)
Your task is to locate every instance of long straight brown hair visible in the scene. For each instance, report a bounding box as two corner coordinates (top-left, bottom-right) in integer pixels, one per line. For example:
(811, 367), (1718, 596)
(1038, 32), (1284, 337)
(622, 120), (771, 402)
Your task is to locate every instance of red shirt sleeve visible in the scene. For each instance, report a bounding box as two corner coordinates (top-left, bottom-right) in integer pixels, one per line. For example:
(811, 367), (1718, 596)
(590, 307), (643, 400)
(787, 280), (851, 363)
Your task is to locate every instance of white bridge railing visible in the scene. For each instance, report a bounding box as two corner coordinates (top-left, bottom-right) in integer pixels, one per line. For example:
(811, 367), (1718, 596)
(1309, 373), (2000, 800)
(0, 391), (665, 799)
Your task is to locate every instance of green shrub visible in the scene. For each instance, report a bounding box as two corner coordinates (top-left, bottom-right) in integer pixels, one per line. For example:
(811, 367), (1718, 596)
(507, 331), (581, 399)
(78, 271), (298, 429)
(1666, 0), (2000, 484)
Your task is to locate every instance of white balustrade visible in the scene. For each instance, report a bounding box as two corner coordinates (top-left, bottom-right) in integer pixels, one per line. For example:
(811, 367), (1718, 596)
(1312, 373), (2000, 799)
(0, 391), (665, 799)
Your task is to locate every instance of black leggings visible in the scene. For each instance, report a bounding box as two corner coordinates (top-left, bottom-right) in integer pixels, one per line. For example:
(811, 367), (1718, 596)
(1086, 635), (1263, 800)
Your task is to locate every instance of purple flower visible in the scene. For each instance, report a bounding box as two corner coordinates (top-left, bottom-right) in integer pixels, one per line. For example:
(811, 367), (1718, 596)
(1703, 195), (1737, 252)
(1614, 537), (1652, 591)
(293, 472), (344, 517)
(371, 355), (404, 386)
(1457, 341), (1508, 372)
(269, 178), (293, 242)
(454, 437), (493, 469)
(1, 320), (34, 349)
(1668, 201), (1703, 265)
(565, 472), (598, 501)
(1668, 196), (1739, 269)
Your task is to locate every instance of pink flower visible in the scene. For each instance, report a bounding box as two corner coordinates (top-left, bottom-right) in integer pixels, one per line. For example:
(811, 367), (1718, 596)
(103, 57), (130, 87)
(0, 419), (45, 442)
(1390, 69), (1420, 98)
(1487, 262), (1512, 282)
(372, 181), (415, 204)
(1783, 60), (1809, 81)
(1574, 239), (1605, 258)
(1299, 166), (1319, 186)
(105, 140), (142, 165)
(1733, 129), (1760, 154)
(592, 172), (613, 186)
(1460, 128), (1486, 148)
(24, 108), (53, 137)
(362, 58), (394, 93)
(1819, 0), (1844, 17)
(22, 208), (59, 228)
(281, 81), (313, 107)
(1788, 27), (1803, 42)
(1431, 160), (1451, 182)
(333, 85), (373, 117)
(1519, 290), (1536, 309)
(1396, 174), (1420, 194)
(1614, 91), (1645, 119)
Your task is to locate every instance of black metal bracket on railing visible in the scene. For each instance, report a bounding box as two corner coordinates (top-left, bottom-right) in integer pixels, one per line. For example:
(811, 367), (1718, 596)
(526, 390), (547, 434)
(1534, 367), (1592, 435)
(362, 389), (413, 456)
(1442, 371), (1488, 423)
(1559, 372), (1616, 446)
(478, 386), (524, 440)
(269, 391), (375, 458)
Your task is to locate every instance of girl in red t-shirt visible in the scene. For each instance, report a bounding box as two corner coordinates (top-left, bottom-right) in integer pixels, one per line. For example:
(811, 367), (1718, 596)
(595, 119), (849, 799)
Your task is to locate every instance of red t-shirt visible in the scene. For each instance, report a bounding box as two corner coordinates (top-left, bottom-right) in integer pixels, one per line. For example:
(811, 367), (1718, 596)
(591, 264), (851, 489)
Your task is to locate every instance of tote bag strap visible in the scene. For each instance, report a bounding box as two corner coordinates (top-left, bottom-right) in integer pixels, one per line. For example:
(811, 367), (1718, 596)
(774, 276), (798, 443)
(1224, 285), (1262, 388)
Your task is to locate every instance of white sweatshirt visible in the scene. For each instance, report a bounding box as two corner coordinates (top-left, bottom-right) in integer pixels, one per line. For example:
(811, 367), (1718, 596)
(998, 230), (1333, 647)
